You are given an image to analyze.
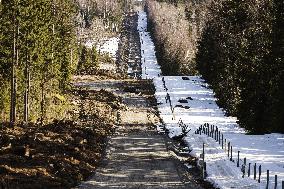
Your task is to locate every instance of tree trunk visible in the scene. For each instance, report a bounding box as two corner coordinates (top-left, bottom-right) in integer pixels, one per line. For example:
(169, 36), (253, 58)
(24, 34), (30, 123)
(40, 80), (45, 126)
(10, 12), (17, 126)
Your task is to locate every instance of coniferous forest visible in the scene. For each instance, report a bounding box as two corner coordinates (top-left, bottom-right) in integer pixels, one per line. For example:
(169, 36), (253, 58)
(0, 0), (78, 125)
(147, 0), (284, 133)
(0, 0), (125, 125)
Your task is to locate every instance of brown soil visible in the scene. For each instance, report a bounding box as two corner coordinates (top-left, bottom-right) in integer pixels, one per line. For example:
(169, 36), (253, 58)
(0, 84), (123, 189)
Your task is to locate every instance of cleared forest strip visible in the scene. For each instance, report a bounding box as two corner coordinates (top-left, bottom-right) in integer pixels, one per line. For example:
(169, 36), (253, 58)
(138, 8), (284, 189)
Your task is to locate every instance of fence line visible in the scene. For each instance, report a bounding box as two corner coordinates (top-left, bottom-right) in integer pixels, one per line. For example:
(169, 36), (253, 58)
(193, 123), (281, 188)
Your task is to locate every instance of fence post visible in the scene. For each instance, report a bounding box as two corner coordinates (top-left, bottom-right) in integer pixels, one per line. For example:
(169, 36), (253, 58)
(225, 139), (227, 152)
(206, 127), (209, 136)
(230, 146), (233, 161)
(203, 162), (207, 179)
(219, 131), (221, 144)
(237, 151), (240, 167)
(248, 163), (251, 177)
(222, 134), (224, 149)
(266, 170), (269, 189)
(228, 142), (230, 158)
(254, 163), (257, 180)
(274, 175), (277, 189)
(241, 157), (246, 178)
(258, 165), (261, 183)
(203, 143), (205, 163)
(216, 129), (218, 141)
(202, 142), (206, 179)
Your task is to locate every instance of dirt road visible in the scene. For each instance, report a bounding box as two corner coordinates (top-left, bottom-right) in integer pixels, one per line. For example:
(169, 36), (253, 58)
(74, 11), (212, 189)
(75, 80), (206, 189)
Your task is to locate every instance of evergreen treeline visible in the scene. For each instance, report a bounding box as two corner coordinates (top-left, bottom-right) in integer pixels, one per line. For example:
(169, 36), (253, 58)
(0, 0), (79, 125)
(0, 0), (130, 125)
(147, 0), (284, 133)
(196, 0), (284, 133)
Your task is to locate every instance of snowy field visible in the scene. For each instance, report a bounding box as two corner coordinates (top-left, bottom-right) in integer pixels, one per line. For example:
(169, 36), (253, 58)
(96, 37), (119, 60)
(85, 37), (119, 61)
(138, 10), (284, 189)
(85, 37), (119, 71)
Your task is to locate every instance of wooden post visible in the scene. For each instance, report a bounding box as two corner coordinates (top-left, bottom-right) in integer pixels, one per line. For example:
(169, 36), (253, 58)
(274, 175), (277, 189)
(207, 127), (209, 136)
(248, 163), (251, 177)
(254, 163), (257, 180)
(258, 165), (261, 183)
(230, 146), (233, 161)
(266, 170), (269, 189)
(222, 134), (224, 149)
(218, 131), (221, 144)
(237, 151), (240, 167)
(202, 143), (205, 163)
(203, 162), (207, 179)
(225, 139), (227, 151)
(228, 142), (230, 158)
(241, 157), (246, 178)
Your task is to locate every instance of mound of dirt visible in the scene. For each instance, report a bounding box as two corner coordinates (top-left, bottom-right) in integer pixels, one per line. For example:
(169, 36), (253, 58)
(0, 84), (123, 189)
(0, 119), (113, 189)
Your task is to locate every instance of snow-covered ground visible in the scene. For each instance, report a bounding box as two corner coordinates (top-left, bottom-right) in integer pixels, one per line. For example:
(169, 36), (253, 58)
(96, 37), (119, 60)
(138, 10), (284, 189)
(85, 37), (119, 71)
(138, 11), (161, 79)
(85, 37), (119, 61)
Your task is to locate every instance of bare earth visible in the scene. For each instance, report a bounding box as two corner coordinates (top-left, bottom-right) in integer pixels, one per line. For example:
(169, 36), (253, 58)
(74, 79), (206, 189)
(74, 10), (211, 189)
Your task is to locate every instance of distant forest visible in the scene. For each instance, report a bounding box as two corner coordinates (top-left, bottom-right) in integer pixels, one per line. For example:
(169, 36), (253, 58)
(146, 0), (284, 133)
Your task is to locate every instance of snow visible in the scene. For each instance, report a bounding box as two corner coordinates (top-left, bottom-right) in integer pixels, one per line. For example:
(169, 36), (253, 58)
(138, 11), (161, 79)
(96, 37), (119, 60)
(137, 10), (284, 189)
(85, 37), (120, 61)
